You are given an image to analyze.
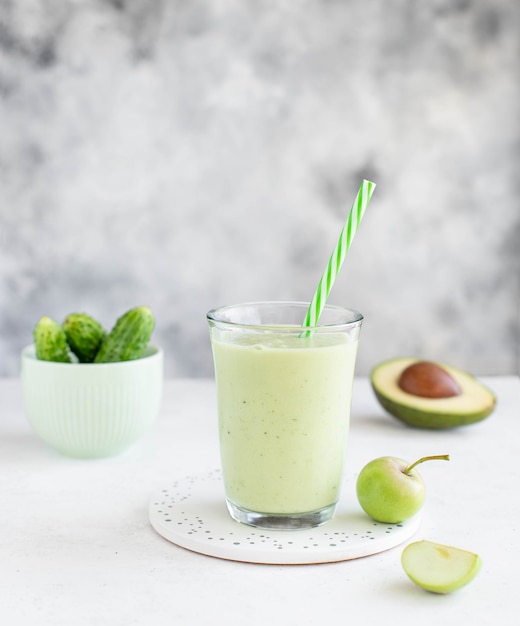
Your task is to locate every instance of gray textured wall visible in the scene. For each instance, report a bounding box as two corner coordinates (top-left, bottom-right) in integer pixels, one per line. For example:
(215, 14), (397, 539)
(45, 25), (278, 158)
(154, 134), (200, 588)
(1, 0), (519, 378)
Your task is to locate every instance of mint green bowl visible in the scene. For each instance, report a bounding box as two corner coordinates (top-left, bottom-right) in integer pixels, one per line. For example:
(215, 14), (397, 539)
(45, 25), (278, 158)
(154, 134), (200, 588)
(21, 345), (163, 458)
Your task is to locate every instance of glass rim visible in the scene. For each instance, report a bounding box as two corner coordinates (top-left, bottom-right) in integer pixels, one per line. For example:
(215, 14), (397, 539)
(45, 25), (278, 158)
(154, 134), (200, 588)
(206, 300), (363, 331)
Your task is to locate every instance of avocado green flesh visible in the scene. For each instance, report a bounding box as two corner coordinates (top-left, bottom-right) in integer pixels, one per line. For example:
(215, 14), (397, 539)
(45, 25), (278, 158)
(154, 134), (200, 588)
(371, 357), (496, 429)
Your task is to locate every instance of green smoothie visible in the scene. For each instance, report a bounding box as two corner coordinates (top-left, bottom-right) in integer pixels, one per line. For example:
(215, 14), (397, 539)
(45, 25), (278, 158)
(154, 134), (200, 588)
(211, 332), (359, 515)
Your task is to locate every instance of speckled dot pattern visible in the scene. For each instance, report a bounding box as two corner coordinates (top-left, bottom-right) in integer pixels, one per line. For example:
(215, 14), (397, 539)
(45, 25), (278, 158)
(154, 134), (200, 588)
(149, 470), (420, 564)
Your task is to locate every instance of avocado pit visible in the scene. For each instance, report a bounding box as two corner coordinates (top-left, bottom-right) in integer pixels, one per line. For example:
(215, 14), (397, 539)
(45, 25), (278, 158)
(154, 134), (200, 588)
(398, 361), (462, 399)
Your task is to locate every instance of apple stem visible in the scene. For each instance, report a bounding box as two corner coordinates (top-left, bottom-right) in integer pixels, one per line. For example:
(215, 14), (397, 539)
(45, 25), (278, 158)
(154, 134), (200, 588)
(404, 454), (450, 475)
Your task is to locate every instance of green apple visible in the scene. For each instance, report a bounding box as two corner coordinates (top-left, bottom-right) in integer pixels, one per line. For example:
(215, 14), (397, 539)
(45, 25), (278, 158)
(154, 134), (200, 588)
(356, 454), (449, 523)
(402, 540), (482, 593)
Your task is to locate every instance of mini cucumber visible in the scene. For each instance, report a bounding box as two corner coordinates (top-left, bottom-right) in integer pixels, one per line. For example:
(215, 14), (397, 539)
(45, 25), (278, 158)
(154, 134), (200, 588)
(63, 313), (106, 363)
(34, 316), (72, 363)
(94, 306), (155, 363)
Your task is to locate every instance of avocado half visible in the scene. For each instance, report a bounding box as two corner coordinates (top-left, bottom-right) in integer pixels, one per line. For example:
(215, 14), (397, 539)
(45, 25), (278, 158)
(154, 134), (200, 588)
(370, 357), (496, 429)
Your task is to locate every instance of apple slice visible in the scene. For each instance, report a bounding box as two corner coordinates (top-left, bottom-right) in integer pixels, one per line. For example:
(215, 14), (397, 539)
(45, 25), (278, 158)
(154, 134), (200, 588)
(401, 540), (482, 594)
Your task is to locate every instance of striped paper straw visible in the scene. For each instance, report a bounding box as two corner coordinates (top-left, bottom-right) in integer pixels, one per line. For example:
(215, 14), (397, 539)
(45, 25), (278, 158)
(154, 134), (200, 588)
(302, 179), (376, 331)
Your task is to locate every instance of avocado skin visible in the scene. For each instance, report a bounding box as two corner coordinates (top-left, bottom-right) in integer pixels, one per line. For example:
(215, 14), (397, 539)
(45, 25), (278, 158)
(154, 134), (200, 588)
(371, 385), (496, 429)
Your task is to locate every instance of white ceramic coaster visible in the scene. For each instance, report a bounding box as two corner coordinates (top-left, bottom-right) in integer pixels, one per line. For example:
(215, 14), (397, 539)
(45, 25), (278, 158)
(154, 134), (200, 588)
(149, 469), (421, 564)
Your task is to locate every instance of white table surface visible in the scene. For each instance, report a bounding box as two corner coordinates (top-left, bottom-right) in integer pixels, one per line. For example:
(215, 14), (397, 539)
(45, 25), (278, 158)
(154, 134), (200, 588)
(1, 376), (519, 625)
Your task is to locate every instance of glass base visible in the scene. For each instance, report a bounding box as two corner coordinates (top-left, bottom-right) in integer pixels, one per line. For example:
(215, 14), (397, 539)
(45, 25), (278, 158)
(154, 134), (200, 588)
(226, 499), (336, 530)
